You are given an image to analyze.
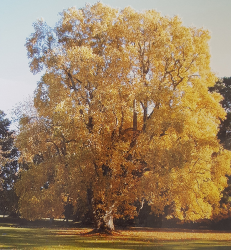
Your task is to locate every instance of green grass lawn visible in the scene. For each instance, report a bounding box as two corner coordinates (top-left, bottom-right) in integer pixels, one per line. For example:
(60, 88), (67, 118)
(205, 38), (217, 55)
(1, 219), (231, 249)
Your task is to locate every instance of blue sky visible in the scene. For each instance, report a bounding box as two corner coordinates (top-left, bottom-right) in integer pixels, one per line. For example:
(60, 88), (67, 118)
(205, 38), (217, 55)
(0, 0), (230, 117)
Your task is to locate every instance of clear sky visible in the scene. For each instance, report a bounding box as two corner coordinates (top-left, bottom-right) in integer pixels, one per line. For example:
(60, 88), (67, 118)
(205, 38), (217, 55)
(0, 0), (230, 117)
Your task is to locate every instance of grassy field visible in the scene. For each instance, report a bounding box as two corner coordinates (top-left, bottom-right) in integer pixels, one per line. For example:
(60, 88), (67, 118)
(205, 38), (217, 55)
(1, 219), (231, 249)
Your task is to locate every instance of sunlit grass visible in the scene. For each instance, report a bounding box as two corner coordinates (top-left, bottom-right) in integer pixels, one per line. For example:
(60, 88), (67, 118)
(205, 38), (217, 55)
(1, 220), (231, 249)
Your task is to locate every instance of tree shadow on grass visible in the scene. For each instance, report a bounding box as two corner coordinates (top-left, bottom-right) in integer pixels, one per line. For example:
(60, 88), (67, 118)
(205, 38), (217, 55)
(1, 227), (231, 249)
(0, 216), (73, 229)
(1, 220), (231, 249)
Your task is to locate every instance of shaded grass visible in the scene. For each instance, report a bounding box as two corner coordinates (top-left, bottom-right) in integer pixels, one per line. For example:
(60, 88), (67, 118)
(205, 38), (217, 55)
(0, 220), (231, 249)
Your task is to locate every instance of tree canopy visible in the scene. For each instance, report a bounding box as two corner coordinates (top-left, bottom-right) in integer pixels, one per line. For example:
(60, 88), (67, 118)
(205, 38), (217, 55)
(15, 3), (231, 231)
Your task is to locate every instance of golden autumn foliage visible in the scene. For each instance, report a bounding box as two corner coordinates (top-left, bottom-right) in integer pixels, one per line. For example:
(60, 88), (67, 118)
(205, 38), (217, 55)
(15, 3), (231, 231)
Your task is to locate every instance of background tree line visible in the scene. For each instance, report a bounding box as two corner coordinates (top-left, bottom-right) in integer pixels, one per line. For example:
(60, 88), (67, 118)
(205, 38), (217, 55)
(0, 111), (19, 216)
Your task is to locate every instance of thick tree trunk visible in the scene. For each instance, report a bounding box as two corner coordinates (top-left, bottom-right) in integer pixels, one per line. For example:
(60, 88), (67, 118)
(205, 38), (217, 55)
(87, 187), (115, 233)
(94, 208), (115, 233)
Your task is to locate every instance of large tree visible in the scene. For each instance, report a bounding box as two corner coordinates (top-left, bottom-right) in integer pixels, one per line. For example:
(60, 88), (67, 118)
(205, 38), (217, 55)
(0, 111), (19, 215)
(15, 3), (231, 232)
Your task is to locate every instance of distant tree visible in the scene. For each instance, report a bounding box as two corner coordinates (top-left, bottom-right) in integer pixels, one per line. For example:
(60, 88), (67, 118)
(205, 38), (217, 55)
(0, 111), (19, 215)
(15, 3), (231, 232)
(209, 77), (231, 150)
(209, 77), (231, 221)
